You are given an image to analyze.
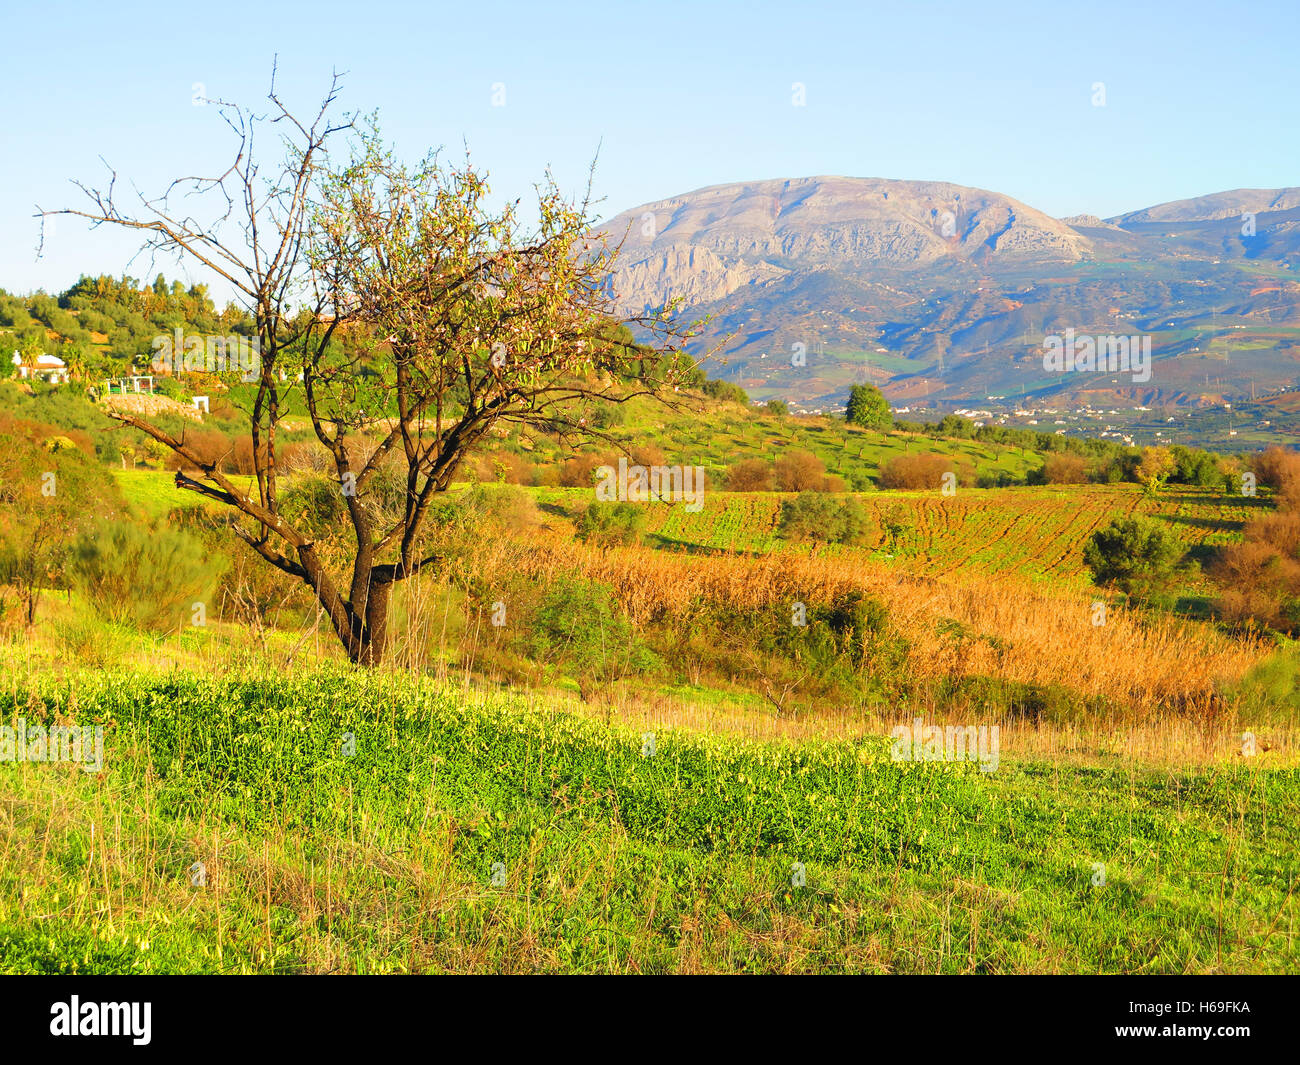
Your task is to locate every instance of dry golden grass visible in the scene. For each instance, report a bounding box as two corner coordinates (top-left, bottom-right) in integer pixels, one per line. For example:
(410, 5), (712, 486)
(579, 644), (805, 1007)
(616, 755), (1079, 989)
(450, 534), (1266, 719)
(452, 671), (1293, 768)
(3, 518), (1281, 768)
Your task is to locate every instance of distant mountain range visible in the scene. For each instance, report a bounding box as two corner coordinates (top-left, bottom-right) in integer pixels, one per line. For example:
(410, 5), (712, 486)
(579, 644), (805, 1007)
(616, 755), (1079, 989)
(599, 177), (1300, 413)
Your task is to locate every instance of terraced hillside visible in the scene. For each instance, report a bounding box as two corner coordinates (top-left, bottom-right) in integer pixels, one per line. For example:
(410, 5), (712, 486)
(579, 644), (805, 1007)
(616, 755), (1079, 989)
(598, 405), (1045, 487)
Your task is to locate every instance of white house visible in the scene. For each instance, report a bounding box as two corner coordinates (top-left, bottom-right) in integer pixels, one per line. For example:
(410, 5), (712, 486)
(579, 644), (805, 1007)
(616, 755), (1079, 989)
(11, 351), (69, 384)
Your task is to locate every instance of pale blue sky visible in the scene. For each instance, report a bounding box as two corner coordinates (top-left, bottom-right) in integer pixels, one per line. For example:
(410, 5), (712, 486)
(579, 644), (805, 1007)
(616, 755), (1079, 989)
(4, 0), (1297, 298)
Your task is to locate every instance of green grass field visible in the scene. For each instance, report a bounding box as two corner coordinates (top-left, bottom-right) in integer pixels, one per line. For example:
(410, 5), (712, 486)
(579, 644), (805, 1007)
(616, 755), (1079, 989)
(1, 669), (1294, 974)
(502, 392), (1048, 486)
(110, 468), (203, 518)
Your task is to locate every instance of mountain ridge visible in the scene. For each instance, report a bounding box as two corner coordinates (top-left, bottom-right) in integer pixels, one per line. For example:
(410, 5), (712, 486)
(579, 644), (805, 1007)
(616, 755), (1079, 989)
(598, 176), (1300, 413)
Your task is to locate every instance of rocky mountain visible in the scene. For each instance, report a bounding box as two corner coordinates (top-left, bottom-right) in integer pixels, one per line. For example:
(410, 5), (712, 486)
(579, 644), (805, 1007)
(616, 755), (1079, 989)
(602, 177), (1091, 310)
(598, 178), (1300, 414)
(1108, 187), (1300, 225)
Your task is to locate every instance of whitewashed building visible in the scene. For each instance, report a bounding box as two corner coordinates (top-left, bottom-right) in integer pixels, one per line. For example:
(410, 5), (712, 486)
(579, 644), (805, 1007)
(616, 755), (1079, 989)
(11, 351), (69, 384)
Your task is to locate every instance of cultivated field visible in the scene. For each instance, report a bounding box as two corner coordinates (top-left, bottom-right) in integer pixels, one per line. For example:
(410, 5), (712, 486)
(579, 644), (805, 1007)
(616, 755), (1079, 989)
(538, 482), (1261, 591)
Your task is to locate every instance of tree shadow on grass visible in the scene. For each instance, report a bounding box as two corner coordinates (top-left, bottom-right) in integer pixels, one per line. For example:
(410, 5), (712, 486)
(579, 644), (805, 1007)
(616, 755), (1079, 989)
(1159, 513), (1246, 535)
(644, 533), (766, 558)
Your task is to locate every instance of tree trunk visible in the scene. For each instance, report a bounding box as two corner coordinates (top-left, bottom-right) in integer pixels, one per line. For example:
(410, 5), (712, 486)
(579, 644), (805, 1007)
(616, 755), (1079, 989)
(315, 578), (394, 666)
(354, 578), (393, 666)
(298, 549), (394, 667)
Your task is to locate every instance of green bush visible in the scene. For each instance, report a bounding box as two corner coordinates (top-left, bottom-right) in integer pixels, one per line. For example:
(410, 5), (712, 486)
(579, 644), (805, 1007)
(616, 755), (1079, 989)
(701, 378), (749, 406)
(154, 376), (188, 401)
(779, 492), (872, 545)
(711, 589), (908, 705)
(588, 403), (626, 429)
(526, 576), (658, 684)
(69, 519), (226, 633)
(1082, 517), (1183, 602)
(1218, 647), (1300, 726)
(574, 501), (646, 547)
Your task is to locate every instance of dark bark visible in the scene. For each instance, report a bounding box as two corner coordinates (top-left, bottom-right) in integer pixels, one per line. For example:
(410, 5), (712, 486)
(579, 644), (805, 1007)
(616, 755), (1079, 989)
(356, 576), (393, 667)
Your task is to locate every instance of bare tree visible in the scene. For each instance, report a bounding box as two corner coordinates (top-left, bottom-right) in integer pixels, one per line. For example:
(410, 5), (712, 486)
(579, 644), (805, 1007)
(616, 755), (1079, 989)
(41, 70), (697, 664)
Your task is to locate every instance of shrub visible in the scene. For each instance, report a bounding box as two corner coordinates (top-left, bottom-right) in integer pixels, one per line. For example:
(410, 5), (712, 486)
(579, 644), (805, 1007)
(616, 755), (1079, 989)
(836, 496), (872, 545)
(141, 438), (171, 466)
(53, 615), (137, 671)
(629, 444), (665, 468)
(559, 453), (607, 488)
(526, 577), (658, 685)
(232, 434), (262, 475)
(779, 492), (872, 546)
(280, 440), (333, 475)
(779, 492), (837, 540)
(977, 469), (1018, 488)
(701, 378), (749, 406)
(461, 483), (539, 534)
(1251, 446), (1300, 507)
(1082, 517), (1183, 602)
(69, 519), (226, 633)
(0, 415), (121, 624)
(462, 450), (535, 486)
(154, 376), (188, 401)
(752, 589), (905, 697)
(575, 502), (646, 547)
(164, 427), (235, 473)
(726, 458), (775, 492)
(588, 403), (626, 429)
(1213, 509), (1300, 633)
(774, 450), (831, 492)
(1037, 453), (1089, 484)
(1170, 445), (1223, 487)
(1220, 648), (1300, 724)
(879, 452), (954, 490)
